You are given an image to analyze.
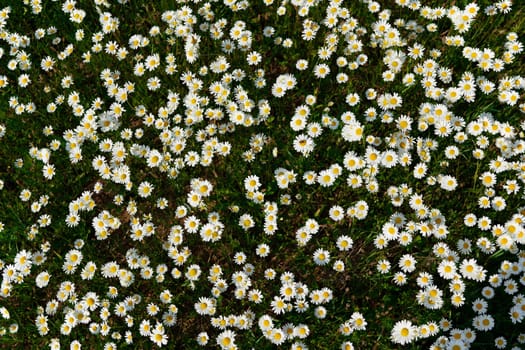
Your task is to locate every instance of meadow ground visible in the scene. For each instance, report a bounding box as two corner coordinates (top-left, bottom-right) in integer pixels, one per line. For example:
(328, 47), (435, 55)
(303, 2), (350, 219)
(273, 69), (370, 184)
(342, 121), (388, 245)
(0, 0), (525, 349)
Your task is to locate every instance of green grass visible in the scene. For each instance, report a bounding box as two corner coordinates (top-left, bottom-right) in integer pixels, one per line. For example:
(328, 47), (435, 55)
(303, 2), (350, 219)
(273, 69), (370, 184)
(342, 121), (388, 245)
(1, 0), (525, 349)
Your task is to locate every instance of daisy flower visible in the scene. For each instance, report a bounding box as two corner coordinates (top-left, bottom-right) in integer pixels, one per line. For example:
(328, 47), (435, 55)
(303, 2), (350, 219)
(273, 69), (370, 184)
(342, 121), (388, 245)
(391, 320), (418, 345)
(377, 259), (391, 274)
(333, 260), (345, 272)
(313, 63), (330, 78)
(439, 175), (457, 191)
(246, 51), (261, 65)
(255, 244), (270, 258)
(329, 205), (345, 221)
(398, 254), (417, 273)
(239, 214), (254, 230)
(317, 170), (336, 187)
(336, 235), (353, 251)
(313, 248), (330, 266)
